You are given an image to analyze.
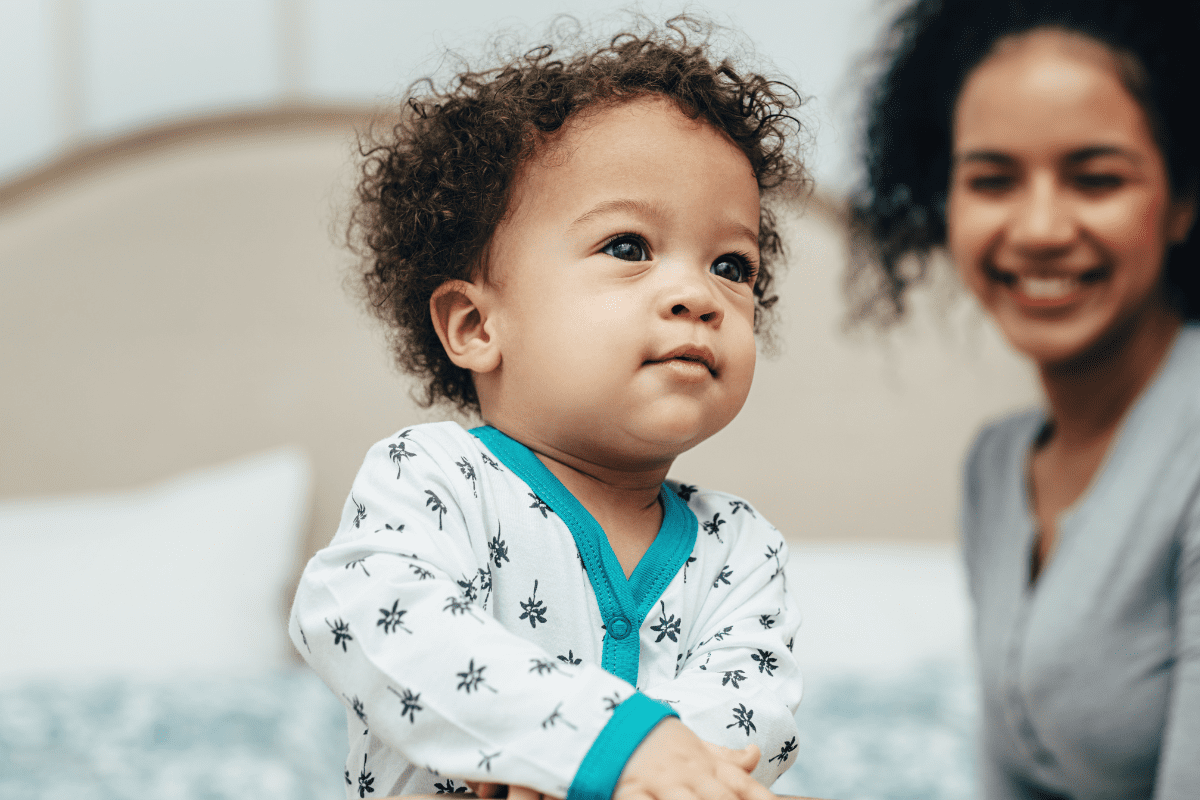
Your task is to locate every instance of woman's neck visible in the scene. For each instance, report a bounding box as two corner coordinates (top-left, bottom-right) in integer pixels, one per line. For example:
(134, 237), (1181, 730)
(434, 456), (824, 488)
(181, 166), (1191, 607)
(1038, 306), (1181, 449)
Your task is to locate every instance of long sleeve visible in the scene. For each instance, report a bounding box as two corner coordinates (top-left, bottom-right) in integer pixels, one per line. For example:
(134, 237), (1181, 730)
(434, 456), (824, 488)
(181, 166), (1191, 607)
(640, 503), (802, 786)
(1154, 484), (1200, 799)
(289, 426), (670, 798)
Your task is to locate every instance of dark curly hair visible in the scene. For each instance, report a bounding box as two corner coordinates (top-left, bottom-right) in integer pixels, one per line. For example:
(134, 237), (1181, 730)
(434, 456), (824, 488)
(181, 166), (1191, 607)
(349, 16), (806, 412)
(847, 0), (1200, 326)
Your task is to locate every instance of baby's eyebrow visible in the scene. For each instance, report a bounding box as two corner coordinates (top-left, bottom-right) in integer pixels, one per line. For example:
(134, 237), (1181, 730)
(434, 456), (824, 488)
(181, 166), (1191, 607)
(568, 198), (667, 230)
(569, 198), (759, 245)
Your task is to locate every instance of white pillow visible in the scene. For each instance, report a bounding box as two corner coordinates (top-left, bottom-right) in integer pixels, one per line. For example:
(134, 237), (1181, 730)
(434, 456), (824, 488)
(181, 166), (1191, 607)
(0, 447), (312, 680)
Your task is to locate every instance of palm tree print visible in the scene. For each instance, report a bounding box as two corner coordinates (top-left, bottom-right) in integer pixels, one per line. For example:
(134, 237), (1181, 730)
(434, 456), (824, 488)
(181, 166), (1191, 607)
(410, 563), (435, 580)
(676, 484), (697, 501)
(702, 513), (726, 543)
(488, 527), (510, 568)
(683, 555), (697, 582)
(298, 624), (310, 652)
(529, 658), (562, 675)
(765, 542), (784, 579)
(787, 636), (795, 652)
(377, 600), (412, 634)
(389, 441), (415, 479)
(542, 702), (577, 730)
(759, 611), (778, 630)
(356, 754), (375, 797)
(650, 600), (681, 643)
(346, 558), (371, 577)
(528, 493), (550, 517)
(698, 625), (734, 648)
(520, 580), (548, 628)
(768, 737), (797, 765)
(722, 669), (746, 688)
(457, 573), (479, 602)
(751, 648), (778, 676)
(346, 694), (368, 732)
(353, 496), (367, 527)
(727, 703), (756, 735)
(728, 499), (755, 516)
(443, 595), (480, 618)
(434, 779), (469, 794)
(327, 618), (353, 651)
(387, 686), (422, 722)
(713, 565), (733, 587)
(477, 567), (492, 607)
(557, 650), (582, 665)
(480, 451), (501, 471)
(603, 692), (623, 712)
(478, 750), (500, 772)
(456, 659), (497, 693)
(455, 456), (477, 497)
(425, 490), (448, 530)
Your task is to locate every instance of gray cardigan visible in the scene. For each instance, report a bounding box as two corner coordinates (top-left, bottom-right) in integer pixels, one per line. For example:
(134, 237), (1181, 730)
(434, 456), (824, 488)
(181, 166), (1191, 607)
(962, 324), (1200, 800)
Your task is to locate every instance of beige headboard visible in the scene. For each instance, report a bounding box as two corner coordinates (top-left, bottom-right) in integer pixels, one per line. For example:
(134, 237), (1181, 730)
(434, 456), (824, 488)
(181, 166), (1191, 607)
(0, 106), (1040, 579)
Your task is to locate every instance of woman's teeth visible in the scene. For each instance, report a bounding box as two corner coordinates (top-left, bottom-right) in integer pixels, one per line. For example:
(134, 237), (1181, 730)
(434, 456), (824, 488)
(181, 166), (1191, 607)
(1020, 275), (1076, 299)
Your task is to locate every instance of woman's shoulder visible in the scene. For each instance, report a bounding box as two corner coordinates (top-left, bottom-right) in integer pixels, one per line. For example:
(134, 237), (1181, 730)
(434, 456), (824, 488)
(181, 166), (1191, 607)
(966, 408), (1045, 472)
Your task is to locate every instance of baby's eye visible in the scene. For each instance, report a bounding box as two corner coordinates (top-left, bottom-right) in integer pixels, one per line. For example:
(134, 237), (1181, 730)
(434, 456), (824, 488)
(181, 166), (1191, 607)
(601, 236), (648, 261)
(710, 253), (754, 284)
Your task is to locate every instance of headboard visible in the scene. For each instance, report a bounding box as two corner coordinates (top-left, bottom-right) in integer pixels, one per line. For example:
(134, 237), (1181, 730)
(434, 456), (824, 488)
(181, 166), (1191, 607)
(0, 105), (1040, 611)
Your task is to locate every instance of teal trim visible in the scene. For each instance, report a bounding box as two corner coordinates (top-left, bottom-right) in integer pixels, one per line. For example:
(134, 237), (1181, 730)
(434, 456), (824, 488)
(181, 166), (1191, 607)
(470, 426), (698, 685)
(567, 692), (676, 800)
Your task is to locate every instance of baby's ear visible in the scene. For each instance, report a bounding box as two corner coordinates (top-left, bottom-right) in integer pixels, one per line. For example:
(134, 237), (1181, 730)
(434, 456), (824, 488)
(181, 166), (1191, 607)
(430, 280), (501, 374)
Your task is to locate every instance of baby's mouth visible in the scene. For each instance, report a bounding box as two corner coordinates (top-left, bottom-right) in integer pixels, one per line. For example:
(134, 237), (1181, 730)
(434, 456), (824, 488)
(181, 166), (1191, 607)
(650, 347), (717, 377)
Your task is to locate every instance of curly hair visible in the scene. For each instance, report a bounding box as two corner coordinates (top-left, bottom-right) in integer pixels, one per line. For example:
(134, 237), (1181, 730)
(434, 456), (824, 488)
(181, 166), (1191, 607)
(349, 16), (806, 412)
(847, 0), (1200, 326)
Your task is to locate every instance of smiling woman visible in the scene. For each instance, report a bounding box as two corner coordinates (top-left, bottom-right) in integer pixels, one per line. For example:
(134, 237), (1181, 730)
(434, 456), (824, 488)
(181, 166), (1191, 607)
(946, 29), (1194, 371)
(850, 1), (1200, 799)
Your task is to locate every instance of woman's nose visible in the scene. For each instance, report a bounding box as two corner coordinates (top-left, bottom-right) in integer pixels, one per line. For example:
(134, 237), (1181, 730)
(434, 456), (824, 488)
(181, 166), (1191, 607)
(1008, 175), (1076, 252)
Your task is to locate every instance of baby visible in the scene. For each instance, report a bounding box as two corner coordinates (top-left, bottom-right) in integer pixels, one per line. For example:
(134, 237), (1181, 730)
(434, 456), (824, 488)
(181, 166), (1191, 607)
(291, 19), (806, 800)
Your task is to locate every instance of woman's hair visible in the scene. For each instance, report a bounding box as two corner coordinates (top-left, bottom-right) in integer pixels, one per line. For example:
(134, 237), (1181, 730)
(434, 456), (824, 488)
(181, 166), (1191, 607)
(350, 16), (806, 413)
(848, 0), (1200, 326)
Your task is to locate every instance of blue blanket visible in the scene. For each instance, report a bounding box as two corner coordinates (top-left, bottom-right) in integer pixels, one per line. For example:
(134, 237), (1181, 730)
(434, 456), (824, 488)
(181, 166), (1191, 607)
(0, 664), (975, 799)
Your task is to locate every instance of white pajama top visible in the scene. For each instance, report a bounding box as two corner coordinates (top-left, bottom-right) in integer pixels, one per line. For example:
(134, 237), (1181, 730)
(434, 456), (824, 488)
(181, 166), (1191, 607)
(290, 422), (803, 800)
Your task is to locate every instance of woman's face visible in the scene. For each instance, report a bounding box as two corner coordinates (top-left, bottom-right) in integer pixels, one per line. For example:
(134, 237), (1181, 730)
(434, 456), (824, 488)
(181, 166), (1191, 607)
(947, 28), (1194, 369)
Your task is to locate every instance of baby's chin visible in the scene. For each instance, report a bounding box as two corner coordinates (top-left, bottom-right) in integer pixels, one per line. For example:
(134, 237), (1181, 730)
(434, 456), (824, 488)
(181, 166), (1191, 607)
(609, 415), (725, 464)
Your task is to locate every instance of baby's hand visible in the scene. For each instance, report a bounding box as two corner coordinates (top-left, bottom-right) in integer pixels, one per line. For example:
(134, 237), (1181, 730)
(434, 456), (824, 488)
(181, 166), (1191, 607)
(465, 721), (769, 800)
(615, 717), (775, 800)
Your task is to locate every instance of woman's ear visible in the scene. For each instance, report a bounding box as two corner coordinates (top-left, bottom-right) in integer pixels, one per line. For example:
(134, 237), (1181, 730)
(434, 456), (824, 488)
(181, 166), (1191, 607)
(430, 280), (501, 374)
(1167, 195), (1197, 244)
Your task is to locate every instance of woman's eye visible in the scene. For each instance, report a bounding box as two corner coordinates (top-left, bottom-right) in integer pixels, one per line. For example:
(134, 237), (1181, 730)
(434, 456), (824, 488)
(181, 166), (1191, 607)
(1075, 174), (1123, 191)
(711, 254), (752, 283)
(601, 236), (648, 261)
(968, 175), (1013, 192)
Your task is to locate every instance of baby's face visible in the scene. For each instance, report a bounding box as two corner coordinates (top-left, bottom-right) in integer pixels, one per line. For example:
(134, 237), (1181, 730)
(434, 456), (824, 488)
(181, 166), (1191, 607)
(478, 94), (760, 471)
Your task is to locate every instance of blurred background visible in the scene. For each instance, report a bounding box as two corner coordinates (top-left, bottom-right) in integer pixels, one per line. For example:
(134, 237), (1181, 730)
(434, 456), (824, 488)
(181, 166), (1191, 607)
(0, 2), (1039, 798)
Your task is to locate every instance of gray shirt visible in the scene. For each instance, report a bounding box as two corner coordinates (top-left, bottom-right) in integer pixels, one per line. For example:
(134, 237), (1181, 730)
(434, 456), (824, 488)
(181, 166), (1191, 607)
(962, 324), (1200, 800)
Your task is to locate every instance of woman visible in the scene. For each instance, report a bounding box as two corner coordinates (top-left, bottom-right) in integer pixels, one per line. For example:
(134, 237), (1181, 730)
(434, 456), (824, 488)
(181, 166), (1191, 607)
(850, 1), (1200, 798)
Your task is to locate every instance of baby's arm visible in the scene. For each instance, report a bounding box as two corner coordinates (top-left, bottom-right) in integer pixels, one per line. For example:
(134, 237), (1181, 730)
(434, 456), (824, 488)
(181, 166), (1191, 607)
(290, 427), (673, 798)
(639, 520), (803, 787)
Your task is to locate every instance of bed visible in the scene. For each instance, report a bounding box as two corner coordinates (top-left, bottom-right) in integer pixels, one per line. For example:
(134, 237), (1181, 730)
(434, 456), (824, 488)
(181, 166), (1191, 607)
(0, 107), (1036, 799)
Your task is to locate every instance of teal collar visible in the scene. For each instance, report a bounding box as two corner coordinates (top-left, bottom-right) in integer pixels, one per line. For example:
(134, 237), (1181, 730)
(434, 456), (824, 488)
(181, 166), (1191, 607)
(471, 425), (697, 684)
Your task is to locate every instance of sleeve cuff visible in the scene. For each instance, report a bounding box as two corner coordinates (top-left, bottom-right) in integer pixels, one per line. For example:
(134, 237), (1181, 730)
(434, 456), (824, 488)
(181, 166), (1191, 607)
(567, 693), (677, 800)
